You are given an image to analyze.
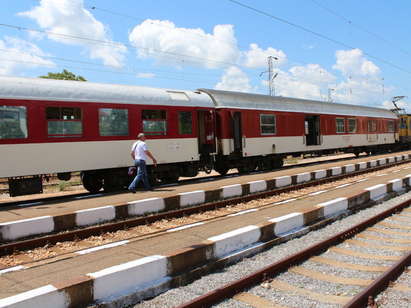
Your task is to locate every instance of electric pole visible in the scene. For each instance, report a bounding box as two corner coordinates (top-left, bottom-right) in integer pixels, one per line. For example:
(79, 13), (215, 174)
(267, 56), (278, 96)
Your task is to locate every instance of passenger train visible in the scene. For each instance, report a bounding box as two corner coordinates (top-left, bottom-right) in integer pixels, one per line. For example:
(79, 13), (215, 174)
(0, 76), (400, 196)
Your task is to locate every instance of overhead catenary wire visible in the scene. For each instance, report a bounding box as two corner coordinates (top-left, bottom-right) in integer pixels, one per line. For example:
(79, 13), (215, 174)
(0, 58), (220, 84)
(0, 47), (223, 78)
(309, 0), (411, 57)
(227, 0), (411, 76)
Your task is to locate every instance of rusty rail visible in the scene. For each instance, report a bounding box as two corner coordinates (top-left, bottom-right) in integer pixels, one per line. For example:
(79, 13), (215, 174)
(344, 251), (411, 308)
(0, 159), (405, 256)
(174, 198), (411, 308)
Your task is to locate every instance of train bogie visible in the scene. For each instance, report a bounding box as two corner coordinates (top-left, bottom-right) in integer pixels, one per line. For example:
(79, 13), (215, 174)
(0, 77), (401, 196)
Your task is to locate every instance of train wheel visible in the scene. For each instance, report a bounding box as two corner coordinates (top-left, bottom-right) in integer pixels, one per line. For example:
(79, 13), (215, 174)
(272, 158), (284, 169)
(215, 166), (229, 176)
(81, 172), (103, 193)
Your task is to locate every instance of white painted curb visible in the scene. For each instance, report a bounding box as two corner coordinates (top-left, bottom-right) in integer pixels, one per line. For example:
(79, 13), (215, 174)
(128, 198), (165, 216)
(269, 212), (304, 235)
(389, 179), (402, 192)
(221, 184), (242, 199)
(317, 197), (348, 217)
(75, 206), (116, 227)
(314, 169), (326, 179)
(358, 162), (367, 170)
(378, 158), (386, 165)
(275, 176), (292, 187)
(88, 255), (168, 301)
(331, 167), (342, 176)
(0, 285), (68, 308)
(248, 180), (267, 193)
(365, 184), (387, 200)
(344, 164), (355, 173)
(179, 190), (205, 207)
(369, 160), (377, 167)
(296, 172), (310, 183)
(0, 216), (54, 241)
(388, 157), (395, 163)
(208, 225), (261, 258)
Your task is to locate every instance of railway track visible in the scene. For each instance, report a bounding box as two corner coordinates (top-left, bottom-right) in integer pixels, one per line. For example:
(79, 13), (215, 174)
(0, 152), (368, 207)
(174, 196), (411, 308)
(0, 158), (410, 270)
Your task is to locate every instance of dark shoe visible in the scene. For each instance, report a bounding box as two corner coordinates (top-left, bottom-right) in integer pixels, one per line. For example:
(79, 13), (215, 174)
(129, 189), (137, 194)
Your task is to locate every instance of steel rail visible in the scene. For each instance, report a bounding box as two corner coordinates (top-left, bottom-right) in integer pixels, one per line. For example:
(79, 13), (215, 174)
(343, 251), (411, 308)
(0, 159), (404, 256)
(174, 197), (411, 308)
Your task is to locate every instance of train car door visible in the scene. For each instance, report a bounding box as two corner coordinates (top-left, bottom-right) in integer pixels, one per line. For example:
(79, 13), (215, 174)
(305, 115), (321, 146)
(197, 110), (216, 155)
(232, 111), (243, 154)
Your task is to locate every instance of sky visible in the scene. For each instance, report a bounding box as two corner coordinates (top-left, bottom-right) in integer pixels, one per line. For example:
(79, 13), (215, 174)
(1, 0), (411, 111)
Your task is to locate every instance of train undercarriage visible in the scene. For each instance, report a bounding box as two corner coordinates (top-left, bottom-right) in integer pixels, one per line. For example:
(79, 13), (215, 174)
(5, 142), (406, 196)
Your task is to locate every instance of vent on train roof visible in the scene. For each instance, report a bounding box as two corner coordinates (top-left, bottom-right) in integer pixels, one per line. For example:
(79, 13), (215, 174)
(167, 91), (190, 101)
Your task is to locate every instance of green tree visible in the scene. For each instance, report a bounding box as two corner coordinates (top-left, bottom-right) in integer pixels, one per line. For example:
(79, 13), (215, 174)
(40, 69), (87, 81)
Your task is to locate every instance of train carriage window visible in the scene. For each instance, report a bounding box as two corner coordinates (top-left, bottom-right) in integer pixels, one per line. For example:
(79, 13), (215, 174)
(260, 114), (276, 135)
(348, 118), (357, 133)
(400, 117), (407, 129)
(368, 120), (377, 132)
(142, 110), (167, 135)
(178, 111), (192, 135)
(99, 108), (129, 136)
(336, 118), (345, 133)
(46, 107), (82, 137)
(0, 106), (28, 139)
(387, 120), (395, 133)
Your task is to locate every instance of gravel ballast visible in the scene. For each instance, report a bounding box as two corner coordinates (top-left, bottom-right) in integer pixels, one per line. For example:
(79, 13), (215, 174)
(133, 191), (411, 308)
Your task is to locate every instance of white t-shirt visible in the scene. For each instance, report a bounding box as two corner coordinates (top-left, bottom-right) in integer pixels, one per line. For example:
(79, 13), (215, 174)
(131, 140), (147, 161)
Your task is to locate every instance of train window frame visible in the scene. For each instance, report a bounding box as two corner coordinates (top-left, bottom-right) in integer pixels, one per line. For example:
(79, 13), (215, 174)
(0, 105), (28, 140)
(142, 109), (167, 136)
(387, 120), (395, 133)
(98, 108), (129, 137)
(336, 118), (345, 133)
(347, 118), (357, 133)
(46, 106), (83, 138)
(368, 120), (377, 132)
(260, 114), (276, 135)
(178, 111), (193, 135)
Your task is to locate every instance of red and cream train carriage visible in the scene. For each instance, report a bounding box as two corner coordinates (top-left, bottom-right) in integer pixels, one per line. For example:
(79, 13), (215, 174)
(0, 76), (215, 195)
(202, 89), (398, 174)
(0, 76), (398, 196)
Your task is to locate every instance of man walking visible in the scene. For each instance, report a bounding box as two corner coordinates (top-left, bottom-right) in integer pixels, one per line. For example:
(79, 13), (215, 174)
(128, 133), (157, 192)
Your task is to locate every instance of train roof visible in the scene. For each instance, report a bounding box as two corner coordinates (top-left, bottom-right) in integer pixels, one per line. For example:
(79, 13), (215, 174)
(200, 89), (397, 119)
(0, 76), (214, 108)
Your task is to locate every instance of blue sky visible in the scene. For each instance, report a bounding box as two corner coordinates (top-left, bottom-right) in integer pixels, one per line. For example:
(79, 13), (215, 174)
(1, 0), (411, 110)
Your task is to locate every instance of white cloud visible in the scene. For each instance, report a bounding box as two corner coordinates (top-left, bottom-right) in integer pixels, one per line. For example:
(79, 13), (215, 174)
(242, 43), (286, 68)
(215, 66), (252, 92)
(266, 49), (387, 107)
(333, 48), (380, 78)
(272, 71), (323, 100)
(0, 36), (55, 75)
(265, 64), (334, 100)
(289, 64), (335, 84)
(136, 72), (155, 79)
(19, 0), (126, 68)
(129, 19), (239, 69)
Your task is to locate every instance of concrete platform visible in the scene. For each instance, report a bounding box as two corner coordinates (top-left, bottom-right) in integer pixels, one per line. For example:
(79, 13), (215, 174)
(1, 165), (411, 306)
(0, 151), (410, 225)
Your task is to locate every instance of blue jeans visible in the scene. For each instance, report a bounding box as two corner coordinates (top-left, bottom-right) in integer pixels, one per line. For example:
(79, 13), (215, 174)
(128, 160), (151, 191)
